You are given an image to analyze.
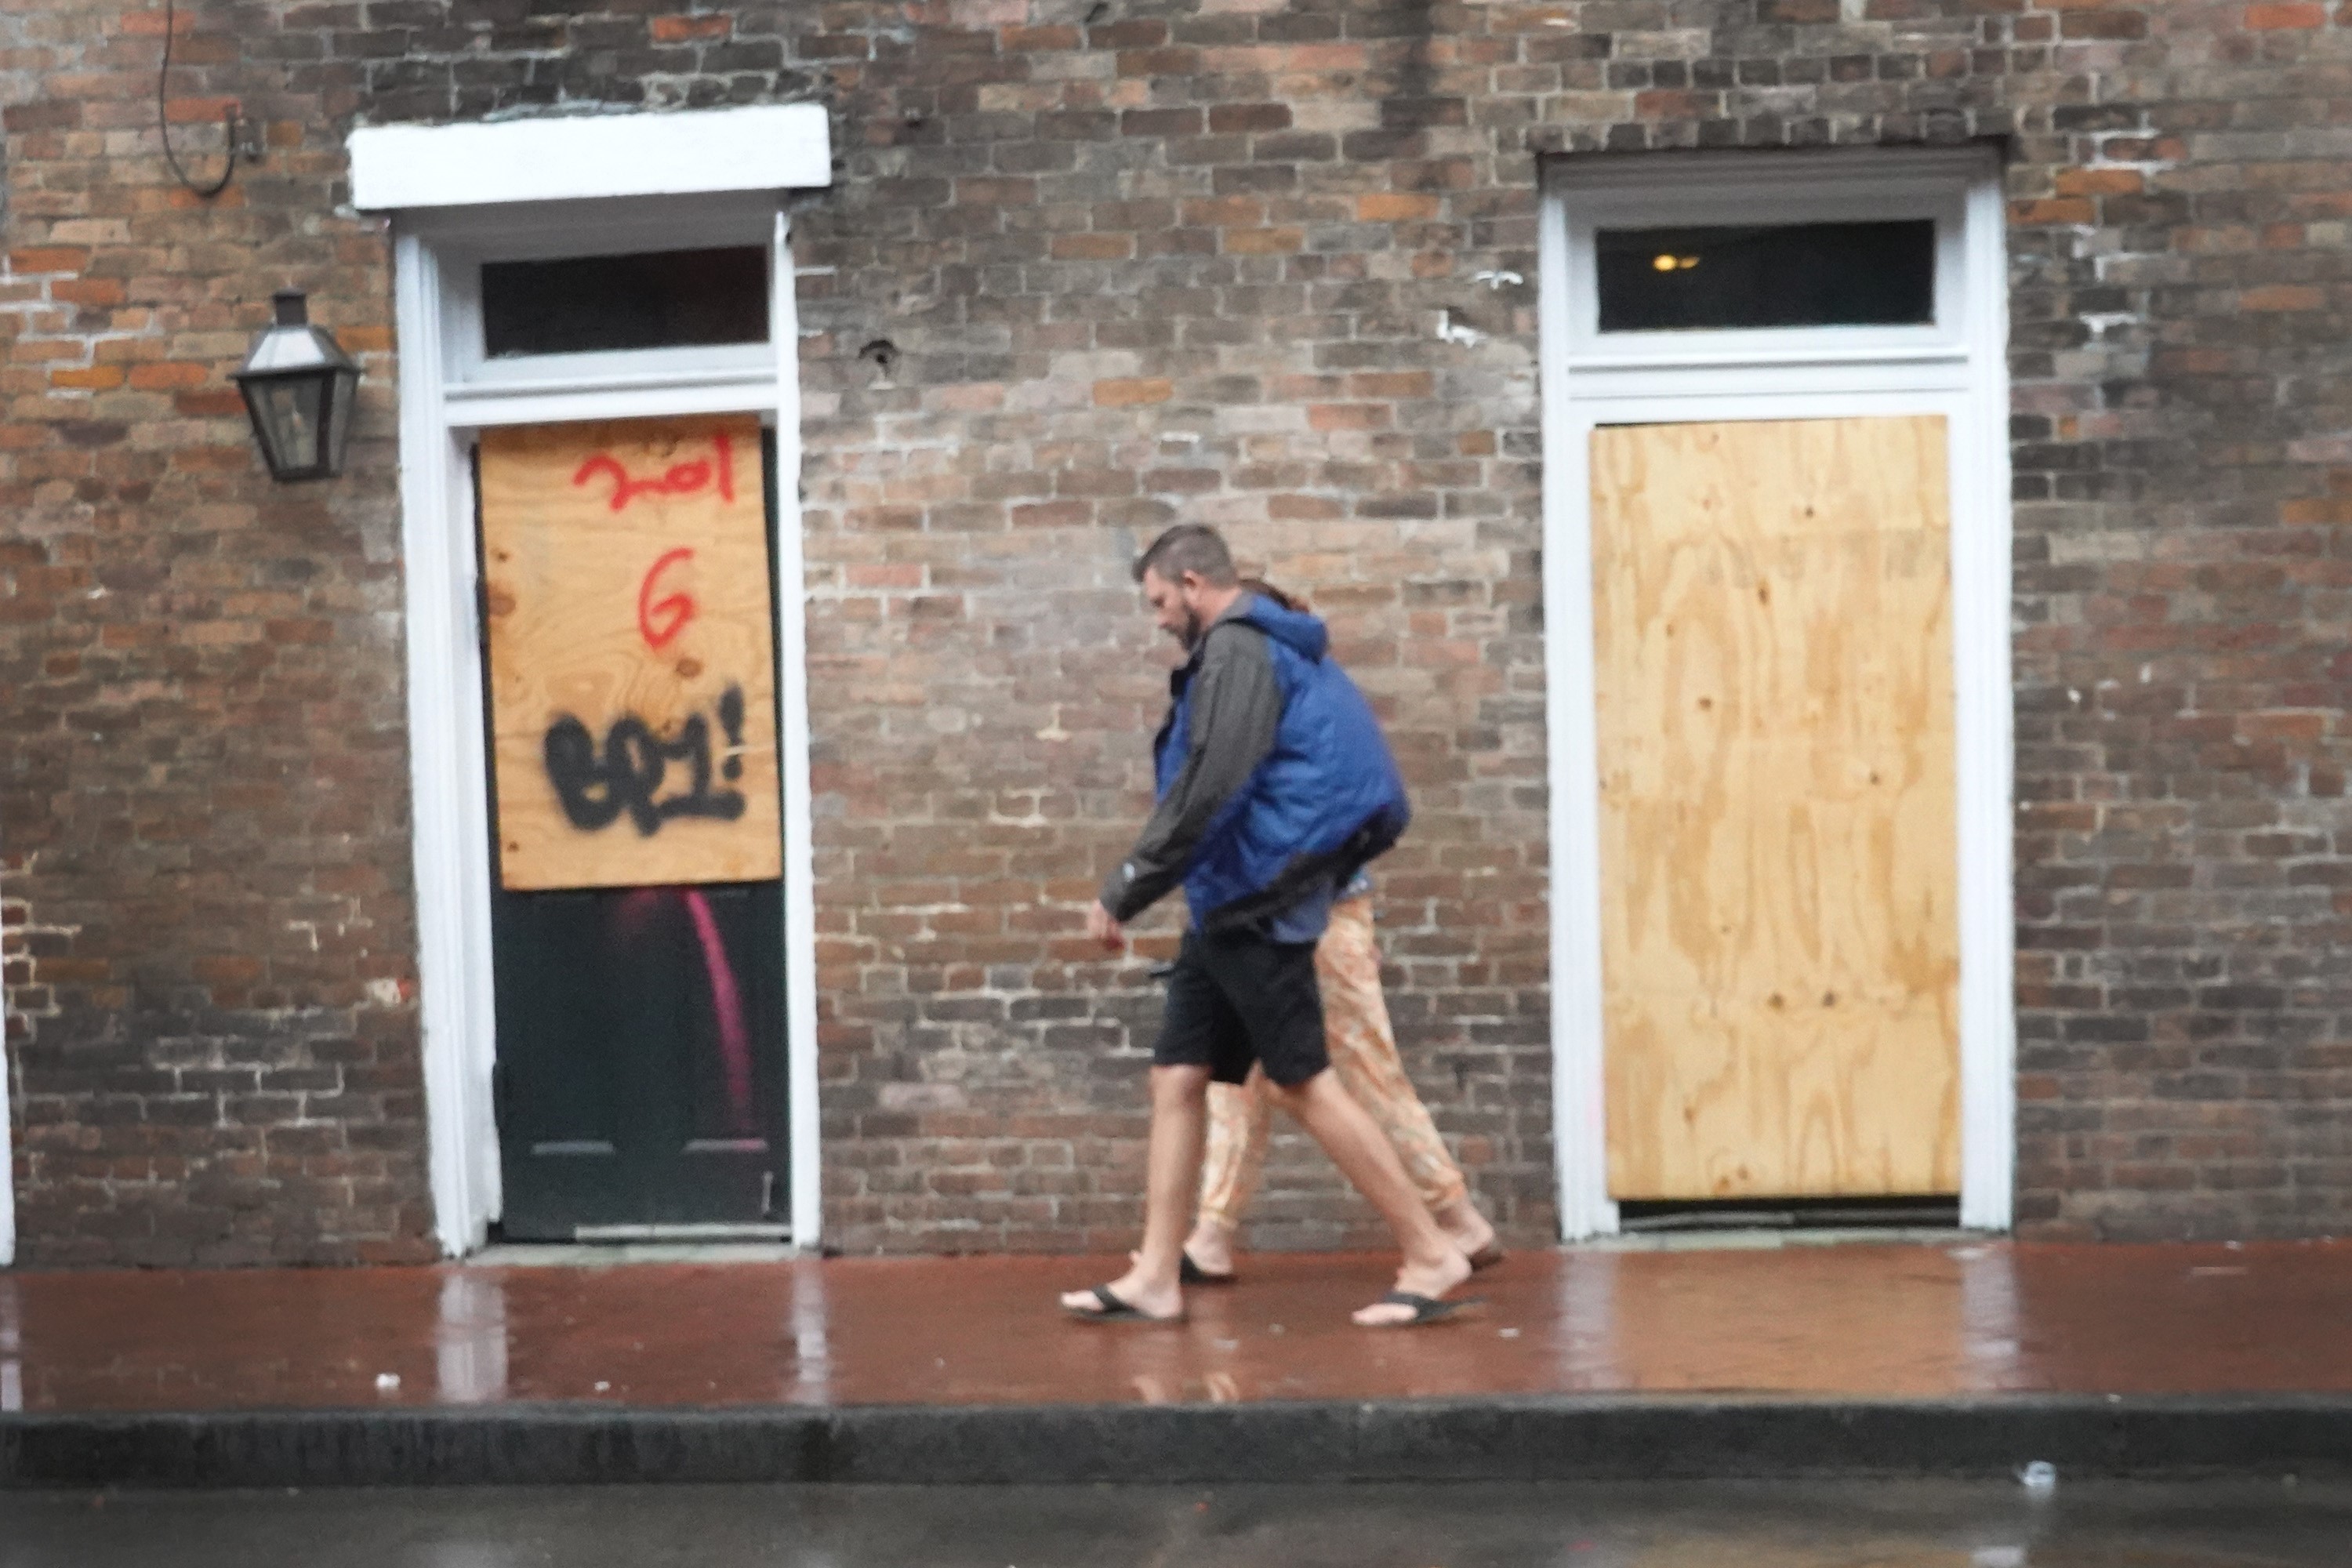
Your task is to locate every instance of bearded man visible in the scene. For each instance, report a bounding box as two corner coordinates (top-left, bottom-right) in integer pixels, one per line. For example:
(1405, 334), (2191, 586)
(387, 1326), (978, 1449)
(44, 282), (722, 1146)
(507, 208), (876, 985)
(1061, 524), (1475, 1329)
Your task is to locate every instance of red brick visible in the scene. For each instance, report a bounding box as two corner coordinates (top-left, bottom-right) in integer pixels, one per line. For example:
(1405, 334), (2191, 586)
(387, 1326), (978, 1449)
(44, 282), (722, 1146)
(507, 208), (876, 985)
(9, 246), (89, 274)
(648, 14), (731, 42)
(2054, 168), (2144, 196)
(48, 278), (126, 306)
(1002, 26), (1080, 50)
(1207, 103), (1290, 134)
(2242, 285), (2325, 310)
(1221, 227), (1303, 255)
(1357, 192), (1442, 221)
(1091, 377), (1172, 407)
(2011, 198), (2098, 225)
(1051, 234), (1134, 261)
(125, 361), (208, 390)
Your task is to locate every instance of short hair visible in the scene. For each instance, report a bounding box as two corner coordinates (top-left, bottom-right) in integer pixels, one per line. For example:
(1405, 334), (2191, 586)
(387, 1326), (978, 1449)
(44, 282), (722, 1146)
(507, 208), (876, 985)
(1239, 575), (1303, 612)
(1133, 523), (1238, 588)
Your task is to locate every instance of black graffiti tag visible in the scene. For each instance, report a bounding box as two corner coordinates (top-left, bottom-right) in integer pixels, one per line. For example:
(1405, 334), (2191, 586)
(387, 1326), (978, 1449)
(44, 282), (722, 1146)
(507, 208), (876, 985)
(544, 684), (750, 837)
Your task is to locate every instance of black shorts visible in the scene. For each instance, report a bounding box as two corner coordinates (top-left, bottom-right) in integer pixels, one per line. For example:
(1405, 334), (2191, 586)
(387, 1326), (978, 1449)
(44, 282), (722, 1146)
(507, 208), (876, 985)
(1152, 927), (1330, 1088)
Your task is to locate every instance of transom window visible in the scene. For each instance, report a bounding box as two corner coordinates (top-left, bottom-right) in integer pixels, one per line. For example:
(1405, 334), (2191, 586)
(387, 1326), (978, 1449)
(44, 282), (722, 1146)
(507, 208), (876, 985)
(1595, 220), (1936, 334)
(480, 246), (770, 359)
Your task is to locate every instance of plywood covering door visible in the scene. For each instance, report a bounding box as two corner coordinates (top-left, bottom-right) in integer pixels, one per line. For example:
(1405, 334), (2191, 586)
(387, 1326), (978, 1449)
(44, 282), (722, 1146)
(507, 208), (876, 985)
(1592, 416), (1961, 1201)
(480, 416), (781, 891)
(477, 418), (791, 1238)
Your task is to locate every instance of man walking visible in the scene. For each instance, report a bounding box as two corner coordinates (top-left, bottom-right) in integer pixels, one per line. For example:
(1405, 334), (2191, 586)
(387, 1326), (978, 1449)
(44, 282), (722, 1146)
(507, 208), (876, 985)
(1061, 524), (1475, 1328)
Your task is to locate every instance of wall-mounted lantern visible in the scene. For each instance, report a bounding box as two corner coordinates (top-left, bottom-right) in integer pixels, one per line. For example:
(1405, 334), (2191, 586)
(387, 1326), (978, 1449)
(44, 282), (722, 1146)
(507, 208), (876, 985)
(233, 290), (361, 482)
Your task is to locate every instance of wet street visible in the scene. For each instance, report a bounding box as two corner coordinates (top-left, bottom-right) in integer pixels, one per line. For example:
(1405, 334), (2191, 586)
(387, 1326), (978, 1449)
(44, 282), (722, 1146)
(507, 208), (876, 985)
(0, 1479), (2345, 1566)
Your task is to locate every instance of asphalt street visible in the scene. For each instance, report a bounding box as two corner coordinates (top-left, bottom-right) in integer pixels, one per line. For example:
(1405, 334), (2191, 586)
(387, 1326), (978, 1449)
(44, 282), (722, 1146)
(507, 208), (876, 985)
(1, 1479), (2347, 1566)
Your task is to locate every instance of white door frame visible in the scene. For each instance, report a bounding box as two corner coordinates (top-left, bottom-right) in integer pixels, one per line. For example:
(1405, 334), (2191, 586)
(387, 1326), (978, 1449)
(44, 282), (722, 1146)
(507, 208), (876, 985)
(2, 800), (11, 1262)
(1, 916), (13, 1265)
(1537, 146), (2016, 1237)
(358, 110), (832, 1254)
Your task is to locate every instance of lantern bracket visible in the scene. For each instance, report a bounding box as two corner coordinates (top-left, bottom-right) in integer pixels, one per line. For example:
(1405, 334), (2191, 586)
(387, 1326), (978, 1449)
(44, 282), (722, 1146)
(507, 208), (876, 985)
(158, 0), (256, 201)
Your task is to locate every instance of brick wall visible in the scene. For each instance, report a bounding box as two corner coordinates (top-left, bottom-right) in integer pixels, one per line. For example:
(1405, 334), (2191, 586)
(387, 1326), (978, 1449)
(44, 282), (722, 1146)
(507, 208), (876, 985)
(0, 3), (430, 1262)
(5, 0), (2352, 1262)
(1998, 2), (2352, 1239)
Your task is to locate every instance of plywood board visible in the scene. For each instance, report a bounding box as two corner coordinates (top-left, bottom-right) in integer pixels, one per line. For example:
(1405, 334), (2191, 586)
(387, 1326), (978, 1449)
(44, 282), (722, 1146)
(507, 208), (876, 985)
(480, 416), (781, 891)
(1592, 416), (1960, 1200)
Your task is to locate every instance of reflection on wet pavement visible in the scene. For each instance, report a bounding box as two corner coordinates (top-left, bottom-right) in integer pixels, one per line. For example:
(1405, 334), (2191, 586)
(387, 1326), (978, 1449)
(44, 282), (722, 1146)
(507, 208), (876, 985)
(1, 1479), (2345, 1568)
(5, 1240), (2352, 1413)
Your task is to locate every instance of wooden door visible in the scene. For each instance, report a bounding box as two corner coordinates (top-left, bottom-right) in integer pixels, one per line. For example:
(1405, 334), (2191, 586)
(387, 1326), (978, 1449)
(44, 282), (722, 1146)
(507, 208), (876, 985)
(1592, 416), (1960, 1200)
(477, 416), (790, 1237)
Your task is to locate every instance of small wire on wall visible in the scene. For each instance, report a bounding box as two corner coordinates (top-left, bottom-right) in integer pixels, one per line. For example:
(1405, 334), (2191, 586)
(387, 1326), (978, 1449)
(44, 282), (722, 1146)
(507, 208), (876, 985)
(158, 0), (249, 199)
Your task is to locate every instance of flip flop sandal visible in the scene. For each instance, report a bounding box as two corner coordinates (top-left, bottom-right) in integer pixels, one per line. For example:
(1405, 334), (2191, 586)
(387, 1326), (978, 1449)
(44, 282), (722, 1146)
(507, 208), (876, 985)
(1062, 1285), (1184, 1325)
(1361, 1290), (1483, 1328)
(1467, 1244), (1507, 1272)
(1179, 1251), (1237, 1287)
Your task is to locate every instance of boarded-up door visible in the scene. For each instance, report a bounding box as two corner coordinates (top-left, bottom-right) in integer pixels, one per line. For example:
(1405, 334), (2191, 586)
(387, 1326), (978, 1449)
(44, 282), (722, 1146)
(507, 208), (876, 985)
(477, 416), (790, 1237)
(1592, 416), (1960, 1200)
(481, 416), (781, 891)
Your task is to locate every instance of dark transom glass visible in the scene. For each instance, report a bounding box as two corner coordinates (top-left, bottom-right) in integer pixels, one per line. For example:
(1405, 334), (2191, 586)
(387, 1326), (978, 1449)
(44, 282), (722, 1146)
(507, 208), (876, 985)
(481, 246), (769, 358)
(1595, 220), (1936, 333)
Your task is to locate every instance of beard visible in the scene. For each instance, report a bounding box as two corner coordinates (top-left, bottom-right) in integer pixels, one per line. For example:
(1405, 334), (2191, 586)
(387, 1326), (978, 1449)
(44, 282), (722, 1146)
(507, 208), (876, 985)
(1167, 607), (1206, 651)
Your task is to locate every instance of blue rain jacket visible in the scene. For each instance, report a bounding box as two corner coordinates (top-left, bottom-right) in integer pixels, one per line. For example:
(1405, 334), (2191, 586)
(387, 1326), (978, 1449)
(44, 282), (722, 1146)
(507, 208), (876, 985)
(1153, 594), (1412, 929)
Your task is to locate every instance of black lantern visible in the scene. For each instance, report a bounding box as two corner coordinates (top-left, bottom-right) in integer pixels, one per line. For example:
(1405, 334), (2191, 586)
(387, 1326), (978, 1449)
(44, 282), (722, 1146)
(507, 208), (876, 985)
(233, 289), (360, 481)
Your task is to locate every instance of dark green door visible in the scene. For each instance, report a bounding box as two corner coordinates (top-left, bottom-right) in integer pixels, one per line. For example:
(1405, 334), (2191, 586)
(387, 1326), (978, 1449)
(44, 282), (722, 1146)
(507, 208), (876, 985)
(480, 431), (789, 1240)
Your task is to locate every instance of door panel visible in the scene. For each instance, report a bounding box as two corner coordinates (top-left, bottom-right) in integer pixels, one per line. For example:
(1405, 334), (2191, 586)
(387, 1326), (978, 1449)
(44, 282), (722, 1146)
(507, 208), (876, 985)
(1592, 416), (1960, 1200)
(480, 420), (789, 1238)
(490, 880), (786, 1236)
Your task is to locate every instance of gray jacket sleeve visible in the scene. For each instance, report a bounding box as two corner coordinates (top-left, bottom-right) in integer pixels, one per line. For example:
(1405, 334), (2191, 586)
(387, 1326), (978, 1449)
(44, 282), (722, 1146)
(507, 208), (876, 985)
(1100, 622), (1283, 922)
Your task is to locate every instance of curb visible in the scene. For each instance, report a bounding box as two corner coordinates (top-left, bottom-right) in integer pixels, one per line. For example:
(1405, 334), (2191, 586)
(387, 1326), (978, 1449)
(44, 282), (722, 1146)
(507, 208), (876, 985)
(9, 1396), (2352, 1488)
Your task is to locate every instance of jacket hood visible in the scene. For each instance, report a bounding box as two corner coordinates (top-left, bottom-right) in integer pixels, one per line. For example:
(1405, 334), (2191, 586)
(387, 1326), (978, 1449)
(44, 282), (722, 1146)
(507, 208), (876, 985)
(1235, 593), (1329, 662)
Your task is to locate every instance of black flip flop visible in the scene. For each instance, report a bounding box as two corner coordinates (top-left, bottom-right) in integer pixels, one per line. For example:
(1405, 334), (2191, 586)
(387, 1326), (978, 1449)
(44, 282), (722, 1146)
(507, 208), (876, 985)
(1360, 1289), (1483, 1328)
(1179, 1251), (1236, 1287)
(1063, 1285), (1183, 1324)
(1467, 1244), (1506, 1272)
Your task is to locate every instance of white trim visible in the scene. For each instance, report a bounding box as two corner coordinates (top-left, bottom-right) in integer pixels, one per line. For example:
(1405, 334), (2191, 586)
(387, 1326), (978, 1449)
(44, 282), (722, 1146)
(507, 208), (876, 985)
(1, 1010), (14, 1269)
(771, 209), (824, 1249)
(1955, 168), (2019, 1232)
(402, 194), (786, 258)
(1555, 147), (1975, 370)
(1566, 343), (1969, 373)
(385, 136), (828, 1255)
(397, 230), (504, 1255)
(1, 806), (10, 1264)
(1538, 184), (1615, 1243)
(463, 343), (776, 390)
(402, 192), (810, 430)
(442, 379), (785, 430)
(1537, 147), (2016, 1239)
(350, 103), (832, 212)
(456, 344), (775, 394)
(1556, 357), (1972, 405)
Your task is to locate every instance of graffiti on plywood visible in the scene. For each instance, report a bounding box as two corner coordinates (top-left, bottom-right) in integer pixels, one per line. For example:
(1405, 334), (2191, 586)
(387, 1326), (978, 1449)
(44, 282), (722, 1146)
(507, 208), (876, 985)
(479, 416), (781, 891)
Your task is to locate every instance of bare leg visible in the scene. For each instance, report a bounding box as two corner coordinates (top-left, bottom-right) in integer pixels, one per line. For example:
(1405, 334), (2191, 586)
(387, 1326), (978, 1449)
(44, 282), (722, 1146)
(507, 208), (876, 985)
(1431, 1196), (1497, 1261)
(1186, 1067), (1274, 1275)
(1184, 1213), (1238, 1279)
(1062, 1063), (1208, 1319)
(1272, 1069), (1471, 1325)
(1186, 1094), (1494, 1276)
(1315, 900), (1494, 1261)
